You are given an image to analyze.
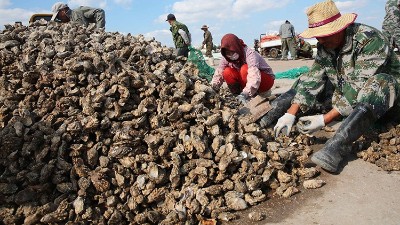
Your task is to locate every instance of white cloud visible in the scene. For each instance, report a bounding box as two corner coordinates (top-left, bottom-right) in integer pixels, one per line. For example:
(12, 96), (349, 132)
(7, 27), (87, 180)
(232, 0), (292, 15)
(144, 29), (173, 47)
(335, 0), (367, 11)
(266, 20), (285, 30)
(67, 0), (107, 9)
(303, 1), (368, 14)
(0, 0), (11, 8)
(162, 0), (293, 24)
(0, 8), (43, 27)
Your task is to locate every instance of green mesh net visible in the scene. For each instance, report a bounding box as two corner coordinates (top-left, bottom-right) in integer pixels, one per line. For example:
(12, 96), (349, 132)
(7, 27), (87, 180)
(187, 46), (215, 81)
(275, 66), (309, 79)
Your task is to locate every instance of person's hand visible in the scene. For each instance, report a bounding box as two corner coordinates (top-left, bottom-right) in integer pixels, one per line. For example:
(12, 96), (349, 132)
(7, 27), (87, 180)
(274, 113), (296, 137)
(236, 93), (249, 105)
(297, 115), (325, 134)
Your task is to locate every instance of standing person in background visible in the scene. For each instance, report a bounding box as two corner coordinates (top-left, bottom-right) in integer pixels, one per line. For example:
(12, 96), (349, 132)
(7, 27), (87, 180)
(51, 2), (106, 29)
(297, 38), (314, 59)
(279, 20), (297, 60)
(211, 34), (275, 104)
(166, 14), (191, 58)
(382, 0), (400, 48)
(201, 25), (213, 58)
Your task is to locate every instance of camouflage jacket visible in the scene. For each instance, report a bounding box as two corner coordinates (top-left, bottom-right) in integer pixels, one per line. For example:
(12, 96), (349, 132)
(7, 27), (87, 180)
(382, 0), (400, 46)
(293, 23), (400, 116)
(69, 6), (106, 29)
(202, 30), (213, 46)
(170, 21), (191, 48)
(299, 41), (313, 53)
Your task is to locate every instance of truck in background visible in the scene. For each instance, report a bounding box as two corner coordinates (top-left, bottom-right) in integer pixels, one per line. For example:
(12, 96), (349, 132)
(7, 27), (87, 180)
(258, 34), (318, 59)
(29, 14), (53, 23)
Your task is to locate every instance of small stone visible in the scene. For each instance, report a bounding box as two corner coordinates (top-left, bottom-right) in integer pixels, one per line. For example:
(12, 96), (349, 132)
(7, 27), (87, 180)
(248, 211), (265, 221)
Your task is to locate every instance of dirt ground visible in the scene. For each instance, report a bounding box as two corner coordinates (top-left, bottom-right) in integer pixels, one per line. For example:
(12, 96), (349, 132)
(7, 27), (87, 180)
(211, 57), (400, 225)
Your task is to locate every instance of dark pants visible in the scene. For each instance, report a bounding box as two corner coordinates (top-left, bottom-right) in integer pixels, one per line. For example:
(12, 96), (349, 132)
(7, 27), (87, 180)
(177, 46), (189, 57)
(297, 50), (313, 59)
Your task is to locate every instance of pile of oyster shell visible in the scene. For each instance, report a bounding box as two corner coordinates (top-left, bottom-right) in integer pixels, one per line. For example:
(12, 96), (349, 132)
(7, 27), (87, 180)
(357, 124), (400, 171)
(0, 21), (323, 224)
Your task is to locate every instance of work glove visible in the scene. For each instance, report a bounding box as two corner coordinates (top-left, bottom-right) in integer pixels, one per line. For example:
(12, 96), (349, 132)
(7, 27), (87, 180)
(274, 113), (296, 137)
(236, 93), (249, 105)
(297, 114), (325, 134)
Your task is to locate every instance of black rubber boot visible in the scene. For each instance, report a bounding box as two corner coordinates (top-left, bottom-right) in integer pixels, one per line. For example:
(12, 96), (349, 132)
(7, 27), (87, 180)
(311, 103), (377, 173)
(259, 89), (296, 128)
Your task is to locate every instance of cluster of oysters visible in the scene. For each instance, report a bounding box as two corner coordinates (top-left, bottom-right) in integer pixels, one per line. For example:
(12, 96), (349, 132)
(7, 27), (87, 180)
(0, 20), (337, 225)
(357, 124), (400, 171)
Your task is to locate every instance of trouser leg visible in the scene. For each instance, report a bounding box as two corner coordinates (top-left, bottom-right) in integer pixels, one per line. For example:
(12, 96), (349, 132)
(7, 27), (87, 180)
(223, 67), (242, 95)
(287, 37), (297, 59)
(281, 38), (288, 59)
(206, 43), (213, 57)
(177, 46), (189, 57)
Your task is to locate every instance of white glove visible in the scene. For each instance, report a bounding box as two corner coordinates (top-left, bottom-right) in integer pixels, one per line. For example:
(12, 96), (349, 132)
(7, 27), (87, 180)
(274, 113), (296, 137)
(297, 115), (325, 134)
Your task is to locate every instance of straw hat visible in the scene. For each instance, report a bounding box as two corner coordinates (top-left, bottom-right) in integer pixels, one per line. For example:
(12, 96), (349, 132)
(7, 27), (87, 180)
(201, 25), (209, 30)
(300, 0), (357, 38)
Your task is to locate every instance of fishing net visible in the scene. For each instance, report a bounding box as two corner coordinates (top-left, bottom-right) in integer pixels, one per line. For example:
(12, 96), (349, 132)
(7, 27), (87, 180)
(275, 66), (309, 79)
(187, 46), (215, 81)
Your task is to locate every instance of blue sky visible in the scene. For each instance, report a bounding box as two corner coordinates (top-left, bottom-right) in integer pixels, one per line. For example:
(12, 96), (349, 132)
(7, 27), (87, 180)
(0, 0), (388, 48)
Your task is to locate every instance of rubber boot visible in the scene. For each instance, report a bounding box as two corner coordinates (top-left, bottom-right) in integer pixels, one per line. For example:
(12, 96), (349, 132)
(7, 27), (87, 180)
(259, 89), (296, 128)
(311, 103), (377, 173)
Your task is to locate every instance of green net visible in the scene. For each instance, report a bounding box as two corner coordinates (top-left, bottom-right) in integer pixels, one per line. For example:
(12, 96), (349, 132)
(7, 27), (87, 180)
(275, 66), (309, 79)
(187, 46), (215, 81)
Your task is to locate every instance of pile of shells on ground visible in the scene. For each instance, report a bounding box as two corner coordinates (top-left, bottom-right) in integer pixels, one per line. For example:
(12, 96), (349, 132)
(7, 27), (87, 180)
(2, 19), (400, 225)
(357, 124), (400, 171)
(0, 20), (334, 225)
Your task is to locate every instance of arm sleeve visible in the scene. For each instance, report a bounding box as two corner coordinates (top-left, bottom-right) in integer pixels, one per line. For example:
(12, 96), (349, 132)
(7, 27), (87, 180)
(83, 8), (106, 28)
(241, 51), (261, 97)
(178, 29), (190, 45)
(291, 25), (295, 37)
(211, 58), (228, 87)
(292, 55), (327, 113)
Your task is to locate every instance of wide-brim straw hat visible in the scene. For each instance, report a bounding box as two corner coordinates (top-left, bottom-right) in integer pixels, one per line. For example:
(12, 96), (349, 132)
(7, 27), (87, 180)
(300, 0), (357, 38)
(201, 25), (209, 30)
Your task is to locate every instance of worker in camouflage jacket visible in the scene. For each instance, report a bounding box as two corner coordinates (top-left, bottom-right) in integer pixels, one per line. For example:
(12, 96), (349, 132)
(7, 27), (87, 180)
(201, 25), (213, 58)
(260, 0), (400, 173)
(297, 38), (313, 59)
(382, 0), (400, 48)
(166, 14), (191, 57)
(51, 2), (105, 29)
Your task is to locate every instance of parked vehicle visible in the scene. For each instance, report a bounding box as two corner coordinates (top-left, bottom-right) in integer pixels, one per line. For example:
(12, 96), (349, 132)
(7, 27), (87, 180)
(258, 34), (318, 59)
(258, 34), (282, 58)
(29, 14), (53, 23)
